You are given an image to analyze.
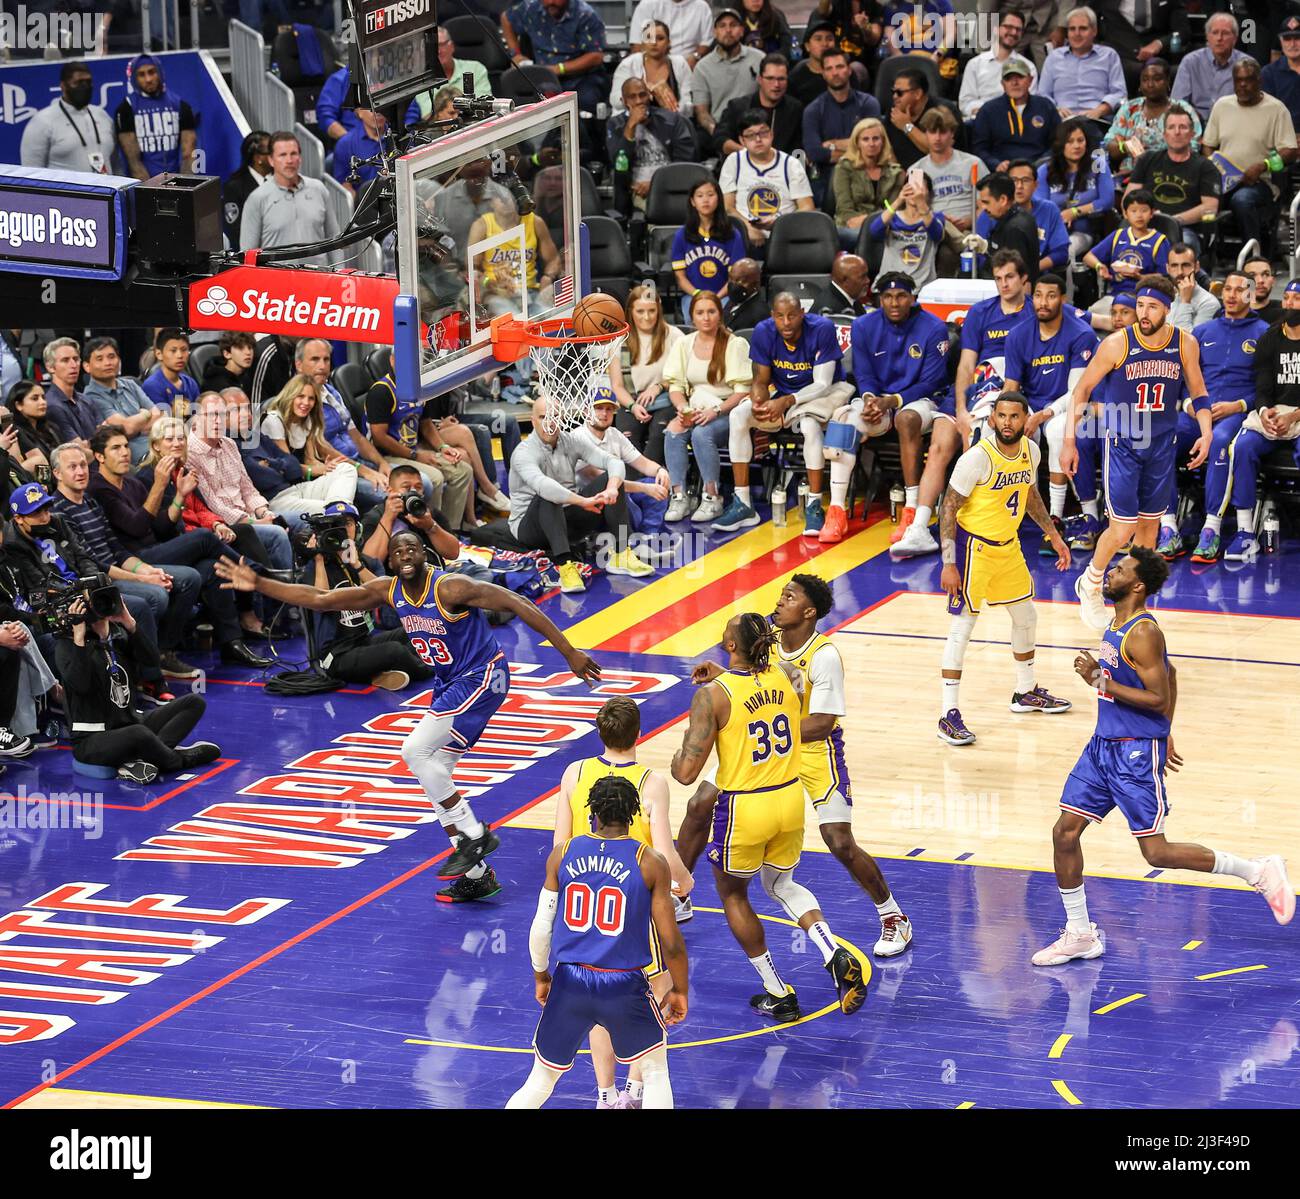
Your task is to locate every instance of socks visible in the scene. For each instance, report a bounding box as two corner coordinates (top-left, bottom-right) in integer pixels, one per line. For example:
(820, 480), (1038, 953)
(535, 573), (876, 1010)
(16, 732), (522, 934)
(1212, 850), (1261, 884)
(1060, 883), (1090, 934)
(914, 503), (933, 528)
(1081, 499), (1099, 519)
(829, 478), (849, 509)
(807, 920), (837, 965)
(749, 951), (787, 998)
(874, 894), (902, 920)
(464, 862), (487, 881)
(735, 485), (752, 508)
(597, 1086), (616, 1106)
(1085, 563), (1103, 590)
(942, 676), (960, 714)
(1015, 656), (1035, 694)
(1049, 482), (1067, 519)
(1237, 508), (1256, 536)
(1160, 513), (1178, 533)
(905, 485), (919, 508)
(624, 1079), (644, 1100)
(1204, 513), (1223, 534)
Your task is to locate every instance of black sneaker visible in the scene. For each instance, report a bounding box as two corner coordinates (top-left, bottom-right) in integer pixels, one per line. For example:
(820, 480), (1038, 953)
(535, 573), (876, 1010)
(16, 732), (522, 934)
(160, 653), (201, 680)
(0, 728), (34, 758)
(177, 742), (221, 768)
(436, 867), (503, 903)
(749, 986), (801, 1022)
(438, 827), (501, 879)
(117, 760), (159, 784)
(138, 679), (177, 707)
(827, 946), (867, 1015)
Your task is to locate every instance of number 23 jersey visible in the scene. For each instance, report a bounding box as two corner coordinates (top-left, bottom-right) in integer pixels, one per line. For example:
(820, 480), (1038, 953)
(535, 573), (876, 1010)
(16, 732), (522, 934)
(713, 666), (802, 793)
(388, 569), (503, 682)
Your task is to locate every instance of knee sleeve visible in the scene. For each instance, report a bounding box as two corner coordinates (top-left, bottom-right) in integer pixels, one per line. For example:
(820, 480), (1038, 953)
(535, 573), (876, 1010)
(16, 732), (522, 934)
(401, 711), (460, 802)
(799, 415), (826, 471)
(760, 864), (820, 921)
(638, 1045), (673, 1109)
(941, 610), (978, 673)
(1007, 598), (1036, 655)
(729, 400), (754, 464)
(506, 1060), (562, 1109)
(1045, 411), (1067, 474)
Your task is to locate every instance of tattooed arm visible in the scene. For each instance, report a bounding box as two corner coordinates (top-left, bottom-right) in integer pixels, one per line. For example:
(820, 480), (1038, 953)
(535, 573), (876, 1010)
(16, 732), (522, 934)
(938, 481), (968, 602)
(671, 682), (724, 785)
(1025, 485), (1071, 571)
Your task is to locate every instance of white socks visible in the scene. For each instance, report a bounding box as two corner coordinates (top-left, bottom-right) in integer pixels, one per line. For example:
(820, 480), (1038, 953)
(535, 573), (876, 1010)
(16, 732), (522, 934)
(1237, 508), (1256, 535)
(624, 1079), (644, 1100)
(1212, 850), (1261, 884)
(914, 503), (933, 528)
(1049, 482), (1067, 519)
(1204, 513), (1223, 534)
(1015, 656), (1035, 694)
(1080, 498), (1099, 519)
(749, 950), (787, 998)
(829, 469), (850, 509)
(807, 920), (837, 965)
(735, 485), (752, 507)
(942, 676), (960, 714)
(874, 894), (902, 920)
(1060, 884), (1091, 934)
(1160, 513), (1178, 533)
(597, 1085), (616, 1106)
(905, 485), (919, 508)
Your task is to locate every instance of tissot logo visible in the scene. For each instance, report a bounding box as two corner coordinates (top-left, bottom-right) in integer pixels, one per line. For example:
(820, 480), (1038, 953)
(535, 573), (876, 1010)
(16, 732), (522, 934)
(364, 0), (430, 36)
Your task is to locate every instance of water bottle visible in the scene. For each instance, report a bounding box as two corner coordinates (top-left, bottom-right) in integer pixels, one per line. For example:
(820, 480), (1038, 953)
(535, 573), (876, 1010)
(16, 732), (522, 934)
(889, 483), (905, 522)
(1262, 502), (1280, 554)
(771, 487), (787, 526)
(595, 102), (609, 121)
(960, 248), (974, 276)
(615, 149), (630, 174)
(798, 482), (810, 518)
(1170, 31), (1182, 57)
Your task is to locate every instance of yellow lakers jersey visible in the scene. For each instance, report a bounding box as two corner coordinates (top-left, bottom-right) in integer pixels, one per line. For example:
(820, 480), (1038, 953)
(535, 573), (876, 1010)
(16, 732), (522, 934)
(714, 666), (802, 793)
(776, 631), (838, 730)
(481, 211), (539, 290)
(957, 435), (1035, 542)
(568, 755), (653, 847)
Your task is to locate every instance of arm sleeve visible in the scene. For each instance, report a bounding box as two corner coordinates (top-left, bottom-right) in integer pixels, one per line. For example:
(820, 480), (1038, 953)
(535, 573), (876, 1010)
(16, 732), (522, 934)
(949, 442), (993, 493)
(791, 359), (839, 405)
(114, 99), (136, 135)
(528, 888), (558, 972)
(179, 100), (196, 132)
(806, 643), (847, 718)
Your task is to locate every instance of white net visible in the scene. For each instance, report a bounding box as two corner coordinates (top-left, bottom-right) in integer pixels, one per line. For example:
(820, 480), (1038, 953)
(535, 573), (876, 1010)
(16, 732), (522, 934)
(530, 330), (627, 436)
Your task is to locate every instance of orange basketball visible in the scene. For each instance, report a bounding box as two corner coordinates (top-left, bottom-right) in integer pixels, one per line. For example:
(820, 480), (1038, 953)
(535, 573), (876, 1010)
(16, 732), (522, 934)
(571, 292), (626, 337)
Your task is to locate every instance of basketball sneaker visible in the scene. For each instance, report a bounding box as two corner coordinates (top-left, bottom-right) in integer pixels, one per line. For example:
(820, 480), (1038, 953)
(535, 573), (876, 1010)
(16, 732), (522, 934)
(436, 866), (502, 903)
(750, 985), (801, 1022)
(1039, 515), (1065, 556)
(827, 946), (866, 1014)
(557, 561), (587, 593)
(1223, 531), (1259, 563)
(615, 1090), (641, 1109)
(1252, 855), (1295, 925)
(607, 548), (655, 577)
(691, 494), (724, 523)
(874, 913), (913, 958)
(890, 506), (916, 544)
(672, 894), (693, 923)
(938, 708), (976, 746)
(712, 495), (759, 532)
(1074, 570), (1109, 631)
(891, 520), (938, 558)
(1067, 514), (1101, 551)
(1155, 525), (1183, 560)
(1010, 686), (1072, 714)
(438, 827), (501, 879)
(1032, 922), (1104, 966)
(665, 493), (691, 522)
(818, 504), (848, 544)
(1190, 528), (1221, 563)
(803, 498), (826, 538)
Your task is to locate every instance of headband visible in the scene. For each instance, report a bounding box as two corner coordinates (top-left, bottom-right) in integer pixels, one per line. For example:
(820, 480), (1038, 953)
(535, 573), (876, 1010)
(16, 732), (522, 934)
(1136, 287), (1170, 308)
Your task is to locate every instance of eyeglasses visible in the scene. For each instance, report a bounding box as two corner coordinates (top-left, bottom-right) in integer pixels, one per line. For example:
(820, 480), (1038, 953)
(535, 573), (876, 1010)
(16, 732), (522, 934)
(742, 127), (772, 139)
(1010, 175), (1035, 185)
(892, 87), (915, 97)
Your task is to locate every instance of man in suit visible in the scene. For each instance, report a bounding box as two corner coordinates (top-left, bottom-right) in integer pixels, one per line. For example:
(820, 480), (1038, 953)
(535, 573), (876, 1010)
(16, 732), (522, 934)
(222, 130), (271, 249)
(808, 253), (871, 317)
(1093, 0), (1181, 96)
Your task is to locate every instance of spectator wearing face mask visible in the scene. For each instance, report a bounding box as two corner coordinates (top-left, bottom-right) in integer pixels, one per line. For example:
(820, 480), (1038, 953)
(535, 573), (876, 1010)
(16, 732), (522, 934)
(21, 61), (116, 174)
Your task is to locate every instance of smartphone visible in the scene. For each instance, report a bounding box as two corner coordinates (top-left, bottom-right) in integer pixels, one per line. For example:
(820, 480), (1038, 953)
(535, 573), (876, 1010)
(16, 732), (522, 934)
(907, 167), (925, 192)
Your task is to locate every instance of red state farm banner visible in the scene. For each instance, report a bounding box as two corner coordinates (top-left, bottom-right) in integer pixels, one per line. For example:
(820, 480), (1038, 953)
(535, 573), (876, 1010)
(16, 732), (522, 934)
(188, 265), (399, 344)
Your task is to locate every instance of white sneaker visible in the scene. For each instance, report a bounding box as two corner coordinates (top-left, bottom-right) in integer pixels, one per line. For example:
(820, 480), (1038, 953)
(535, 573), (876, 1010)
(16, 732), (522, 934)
(1032, 922), (1105, 966)
(1073, 570), (1110, 631)
(874, 913), (913, 957)
(691, 494), (724, 523)
(890, 522), (938, 559)
(672, 894), (693, 923)
(483, 489), (512, 513)
(665, 493), (691, 522)
(1253, 855), (1295, 925)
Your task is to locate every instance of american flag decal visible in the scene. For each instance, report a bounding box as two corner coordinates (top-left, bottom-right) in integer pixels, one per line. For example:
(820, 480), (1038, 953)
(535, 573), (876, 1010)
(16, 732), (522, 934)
(554, 275), (574, 307)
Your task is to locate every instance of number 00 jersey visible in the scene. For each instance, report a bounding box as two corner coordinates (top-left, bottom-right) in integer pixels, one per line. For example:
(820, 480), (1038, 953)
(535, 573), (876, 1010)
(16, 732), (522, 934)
(713, 666), (802, 794)
(388, 569), (503, 683)
(554, 833), (654, 971)
(954, 434), (1041, 543)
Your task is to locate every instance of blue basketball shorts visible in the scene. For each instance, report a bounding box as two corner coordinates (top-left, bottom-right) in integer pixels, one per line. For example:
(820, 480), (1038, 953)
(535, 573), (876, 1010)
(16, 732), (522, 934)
(532, 962), (667, 1070)
(1059, 733), (1170, 837)
(431, 653), (509, 749)
(1103, 432), (1176, 523)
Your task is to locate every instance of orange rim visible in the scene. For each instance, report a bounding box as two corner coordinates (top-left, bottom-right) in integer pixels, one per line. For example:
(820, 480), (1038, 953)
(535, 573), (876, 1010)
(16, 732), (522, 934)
(489, 312), (628, 361)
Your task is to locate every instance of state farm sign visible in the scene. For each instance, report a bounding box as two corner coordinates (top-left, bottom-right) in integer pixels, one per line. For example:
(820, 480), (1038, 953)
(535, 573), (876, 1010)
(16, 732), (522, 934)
(188, 265), (398, 344)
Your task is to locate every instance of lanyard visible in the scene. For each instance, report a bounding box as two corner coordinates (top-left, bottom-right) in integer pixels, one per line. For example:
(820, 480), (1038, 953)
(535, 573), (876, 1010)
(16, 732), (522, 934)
(59, 101), (100, 149)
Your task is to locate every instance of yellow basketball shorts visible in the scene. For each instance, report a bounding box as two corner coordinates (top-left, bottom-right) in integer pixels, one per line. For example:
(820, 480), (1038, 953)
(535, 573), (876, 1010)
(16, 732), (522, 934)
(947, 527), (1033, 616)
(706, 778), (805, 877)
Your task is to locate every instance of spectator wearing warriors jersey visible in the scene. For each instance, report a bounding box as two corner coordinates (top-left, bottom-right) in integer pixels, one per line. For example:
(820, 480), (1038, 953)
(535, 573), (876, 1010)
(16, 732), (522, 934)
(717, 295), (852, 537)
(1082, 189), (1170, 297)
(720, 108), (815, 249)
(671, 179), (747, 319)
(141, 328), (199, 418)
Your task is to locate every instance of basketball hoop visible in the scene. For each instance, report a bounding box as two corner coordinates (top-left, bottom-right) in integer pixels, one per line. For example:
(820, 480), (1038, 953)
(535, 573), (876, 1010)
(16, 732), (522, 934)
(489, 313), (628, 435)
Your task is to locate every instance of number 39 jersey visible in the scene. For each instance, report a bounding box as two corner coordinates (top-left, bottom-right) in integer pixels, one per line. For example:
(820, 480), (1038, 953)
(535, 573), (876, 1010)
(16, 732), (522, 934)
(713, 666), (802, 794)
(954, 435), (1041, 542)
(388, 568), (502, 683)
(553, 834), (654, 971)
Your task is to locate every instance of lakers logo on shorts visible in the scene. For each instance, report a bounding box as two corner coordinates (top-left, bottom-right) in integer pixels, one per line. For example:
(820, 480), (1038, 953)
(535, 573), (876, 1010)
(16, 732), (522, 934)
(748, 186), (781, 220)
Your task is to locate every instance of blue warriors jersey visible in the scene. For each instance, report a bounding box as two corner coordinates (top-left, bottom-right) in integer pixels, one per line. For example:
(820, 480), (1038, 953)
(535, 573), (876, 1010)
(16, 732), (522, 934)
(1003, 312), (1098, 412)
(1105, 324), (1189, 439)
(1194, 315), (1269, 408)
(1091, 227), (1170, 294)
(959, 295), (1034, 378)
(1095, 612), (1171, 740)
(749, 313), (844, 396)
(388, 568), (503, 683)
(553, 833), (655, 971)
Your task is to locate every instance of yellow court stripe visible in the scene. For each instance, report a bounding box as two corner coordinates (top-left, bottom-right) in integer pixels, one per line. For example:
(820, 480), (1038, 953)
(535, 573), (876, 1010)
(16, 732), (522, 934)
(1093, 992), (1146, 1015)
(1196, 964), (1269, 981)
(1052, 1079), (1083, 1106)
(956, 1101), (976, 1109)
(647, 521), (896, 658)
(1182, 940), (1204, 951)
(1048, 1033), (1072, 1059)
(555, 521), (808, 649)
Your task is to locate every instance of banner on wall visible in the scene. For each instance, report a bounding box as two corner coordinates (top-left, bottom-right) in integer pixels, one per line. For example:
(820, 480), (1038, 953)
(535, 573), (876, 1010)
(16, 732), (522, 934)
(0, 51), (249, 182)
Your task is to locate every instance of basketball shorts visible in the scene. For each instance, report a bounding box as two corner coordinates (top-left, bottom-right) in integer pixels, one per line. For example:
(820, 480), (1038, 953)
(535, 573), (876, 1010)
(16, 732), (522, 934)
(1103, 431), (1176, 522)
(1059, 734), (1170, 837)
(948, 527), (1033, 616)
(431, 653), (509, 748)
(707, 778), (805, 877)
(801, 726), (853, 824)
(532, 963), (667, 1071)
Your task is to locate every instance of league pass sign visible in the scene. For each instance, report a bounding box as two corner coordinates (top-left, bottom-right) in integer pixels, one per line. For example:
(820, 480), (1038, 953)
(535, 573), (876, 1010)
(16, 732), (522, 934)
(0, 166), (130, 280)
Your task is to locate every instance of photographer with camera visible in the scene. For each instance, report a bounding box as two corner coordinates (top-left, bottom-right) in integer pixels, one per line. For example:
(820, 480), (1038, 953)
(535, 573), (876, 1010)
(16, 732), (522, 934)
(54, 581), (220, 785)
(304, 501), (435, 692)
(361, 464), (464, 568)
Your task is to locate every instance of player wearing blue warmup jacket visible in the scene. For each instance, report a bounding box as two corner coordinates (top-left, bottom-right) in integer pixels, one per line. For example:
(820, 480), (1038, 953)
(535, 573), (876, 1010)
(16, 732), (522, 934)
(215, 531), (600, 900)
(1161, 272), (1269, 562)
(1063, 274), (1212, 631)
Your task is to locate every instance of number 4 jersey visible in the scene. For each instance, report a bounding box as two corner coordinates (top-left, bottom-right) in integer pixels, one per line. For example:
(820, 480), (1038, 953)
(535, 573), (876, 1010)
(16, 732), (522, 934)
(554, 834), (655, 971)
(388, 568), (504, 683)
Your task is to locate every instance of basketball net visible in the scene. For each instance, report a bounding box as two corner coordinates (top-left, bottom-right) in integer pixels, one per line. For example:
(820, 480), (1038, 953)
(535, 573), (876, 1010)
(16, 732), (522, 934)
(489, 314), (627, 435)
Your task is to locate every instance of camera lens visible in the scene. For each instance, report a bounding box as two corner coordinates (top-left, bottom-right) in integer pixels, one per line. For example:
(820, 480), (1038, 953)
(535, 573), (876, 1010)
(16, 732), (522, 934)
(402, 492), (428, 518)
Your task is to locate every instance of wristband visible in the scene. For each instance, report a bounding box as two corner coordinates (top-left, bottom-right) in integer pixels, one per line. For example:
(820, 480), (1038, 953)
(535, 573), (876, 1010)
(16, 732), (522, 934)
(556, 62), (566, 76)
(941, 541), (956, 566)
(883, 198), (894, 214)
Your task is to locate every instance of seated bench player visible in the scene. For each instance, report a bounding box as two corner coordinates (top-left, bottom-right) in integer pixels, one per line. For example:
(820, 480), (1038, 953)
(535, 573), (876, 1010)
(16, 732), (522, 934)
(716, 293), (853, 536)
(820, 272), (951, 545)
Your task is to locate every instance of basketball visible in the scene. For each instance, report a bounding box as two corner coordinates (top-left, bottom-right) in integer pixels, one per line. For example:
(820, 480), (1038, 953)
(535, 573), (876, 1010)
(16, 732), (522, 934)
(571, 292), (626, 337)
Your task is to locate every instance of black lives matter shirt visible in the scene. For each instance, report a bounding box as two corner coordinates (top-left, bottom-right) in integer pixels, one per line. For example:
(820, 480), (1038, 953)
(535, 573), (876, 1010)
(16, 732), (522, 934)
(1254, 324), (1300, 413)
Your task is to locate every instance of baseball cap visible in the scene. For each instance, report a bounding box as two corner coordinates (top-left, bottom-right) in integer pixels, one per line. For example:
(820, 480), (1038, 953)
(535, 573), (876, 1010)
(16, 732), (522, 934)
(1281, 15), (1300, 36)
(1001, 59), (1031, 78)
(323, 501), (359, 518)
(714, 6), (742, 24)
(9, 482), (53, 516)
(803, 18), (836, 41)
